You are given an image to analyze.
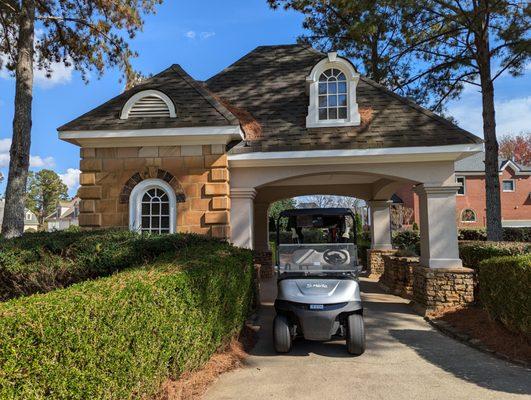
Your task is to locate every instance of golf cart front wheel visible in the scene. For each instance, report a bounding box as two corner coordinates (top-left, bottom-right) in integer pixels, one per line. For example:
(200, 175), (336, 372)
(273, 315), (292, 353)
(347, 314), (365, 355)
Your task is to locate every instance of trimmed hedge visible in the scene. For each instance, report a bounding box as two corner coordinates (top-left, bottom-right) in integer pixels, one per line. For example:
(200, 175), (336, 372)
(0, 230), (219, 301)
(392, 230), (420, 255)
(0, 237), (253, 399)
(479, 254), (531, 335)
(458, 241), (531, 269)
(458, 227), (531, 242)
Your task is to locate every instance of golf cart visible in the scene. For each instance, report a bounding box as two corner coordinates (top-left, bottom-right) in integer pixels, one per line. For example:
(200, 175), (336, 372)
(273, 208), (365, 355)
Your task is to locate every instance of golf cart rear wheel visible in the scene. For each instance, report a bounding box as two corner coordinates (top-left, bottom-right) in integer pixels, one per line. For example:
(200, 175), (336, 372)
(347, 314), (365, 355)
(273, 315), (292, 353)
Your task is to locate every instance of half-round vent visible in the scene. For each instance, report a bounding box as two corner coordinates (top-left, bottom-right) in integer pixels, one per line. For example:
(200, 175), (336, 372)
(129, 95), (171, 118)
(120, 90), (176, 119)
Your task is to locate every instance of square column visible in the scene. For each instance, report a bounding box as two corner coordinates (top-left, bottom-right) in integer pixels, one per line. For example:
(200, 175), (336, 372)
(230, 188), (256, 249)
(368, 200), (393, 250)
(414, 184), (462, 268)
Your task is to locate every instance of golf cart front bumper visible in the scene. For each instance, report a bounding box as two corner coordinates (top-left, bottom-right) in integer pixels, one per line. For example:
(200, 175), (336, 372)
(275, 300), (363, 341)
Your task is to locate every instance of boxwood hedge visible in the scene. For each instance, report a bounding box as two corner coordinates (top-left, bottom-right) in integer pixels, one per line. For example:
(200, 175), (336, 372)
(0, 230), (221, 301)
(458, 241), (531, 269)
(0, 238), (253, 400)
(479, 254), (531, 335)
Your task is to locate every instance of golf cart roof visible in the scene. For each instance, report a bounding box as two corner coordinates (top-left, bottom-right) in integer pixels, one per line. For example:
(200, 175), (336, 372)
(279, 208), (355, 218)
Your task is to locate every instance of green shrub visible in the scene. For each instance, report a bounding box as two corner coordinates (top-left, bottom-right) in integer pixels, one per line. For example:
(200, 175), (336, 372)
(458, 241), (531, 269)
(0, 230), (220, 301)
(458, 228), (487, 241)
(392, 230), (420, 255)
(458, 227), (531, 242)
(479, 254), (531, 335)
(0, 239), (253, 400)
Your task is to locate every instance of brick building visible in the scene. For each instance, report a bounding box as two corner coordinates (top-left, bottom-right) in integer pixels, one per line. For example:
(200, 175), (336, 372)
(395, 152), (531, 228)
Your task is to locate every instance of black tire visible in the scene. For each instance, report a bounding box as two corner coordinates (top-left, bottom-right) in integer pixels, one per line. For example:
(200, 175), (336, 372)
(347, 314), (365, 355)
(273, 314), (292, 353)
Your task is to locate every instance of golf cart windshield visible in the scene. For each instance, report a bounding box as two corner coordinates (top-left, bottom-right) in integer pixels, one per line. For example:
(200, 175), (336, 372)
(276, 208), (359, 274)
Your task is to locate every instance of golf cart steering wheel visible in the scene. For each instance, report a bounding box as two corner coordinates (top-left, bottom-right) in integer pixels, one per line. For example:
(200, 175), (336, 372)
(323, 249), (349, 265)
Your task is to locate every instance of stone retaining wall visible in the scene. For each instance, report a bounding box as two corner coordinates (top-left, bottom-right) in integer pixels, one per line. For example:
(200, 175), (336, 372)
(254, 250), (273, 279)
(380, 255), (419, 299)
(366, 249), (397, 278)
(413, 266), (475, 315)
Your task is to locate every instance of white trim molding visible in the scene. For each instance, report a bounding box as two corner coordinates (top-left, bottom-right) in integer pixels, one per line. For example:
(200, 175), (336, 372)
(129, 178), (177, 234)
(230, 187), (257, 199)
(228, 143), (484, 167)
(121, 89), (176, 119)
(306, 52), (361, 128)
(59, 125), (243, 147)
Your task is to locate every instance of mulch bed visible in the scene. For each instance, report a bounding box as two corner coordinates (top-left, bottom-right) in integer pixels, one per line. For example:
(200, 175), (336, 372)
(153, 324), (257, 400)
(431, 307), (531, 367)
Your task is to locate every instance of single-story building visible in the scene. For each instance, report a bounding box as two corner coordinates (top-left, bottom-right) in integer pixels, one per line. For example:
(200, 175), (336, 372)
(58, 44), (484, 311)
(45, 197), (80, 231)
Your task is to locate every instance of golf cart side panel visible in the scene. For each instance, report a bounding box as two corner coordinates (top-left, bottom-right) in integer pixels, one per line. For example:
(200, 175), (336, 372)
(275, 300), (362, 341)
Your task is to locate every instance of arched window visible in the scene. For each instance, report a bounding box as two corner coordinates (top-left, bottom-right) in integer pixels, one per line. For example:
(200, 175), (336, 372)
(129, 179), (177, 234)
(120, 90), (176, 119)
(318, 68), (348, 120)
(461, 209), (477, 223)
(306, 52), (360, 128)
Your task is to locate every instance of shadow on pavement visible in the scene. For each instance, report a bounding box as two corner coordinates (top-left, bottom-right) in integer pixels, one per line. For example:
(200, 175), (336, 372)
(390, 328), (531, 395)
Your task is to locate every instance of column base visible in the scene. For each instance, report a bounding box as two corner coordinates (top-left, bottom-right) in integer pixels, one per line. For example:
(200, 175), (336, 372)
(367, 249), (397, 279)
(413, 266), (476, 316)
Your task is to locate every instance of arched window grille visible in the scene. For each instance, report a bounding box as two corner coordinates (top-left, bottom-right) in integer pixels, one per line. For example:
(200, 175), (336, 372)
(141, 187), (171, 234)
(318, 68), (348, 120)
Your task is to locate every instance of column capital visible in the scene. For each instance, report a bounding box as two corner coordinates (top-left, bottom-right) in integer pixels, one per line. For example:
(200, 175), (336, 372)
(414, 184), (461, 196)
(231, 187), (257, 199)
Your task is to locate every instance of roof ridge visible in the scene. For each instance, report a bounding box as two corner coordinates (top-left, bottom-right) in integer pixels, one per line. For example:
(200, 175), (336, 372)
(359, 76), (482, 144)
(169, 64), (239, 125)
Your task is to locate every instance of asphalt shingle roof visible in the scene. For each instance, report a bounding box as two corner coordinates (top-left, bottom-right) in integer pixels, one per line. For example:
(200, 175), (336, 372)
(58, 65), (238, 131)
(456, 152), (531, 172)
(59, 44), (483, 153)
(206, 44), (482, 154)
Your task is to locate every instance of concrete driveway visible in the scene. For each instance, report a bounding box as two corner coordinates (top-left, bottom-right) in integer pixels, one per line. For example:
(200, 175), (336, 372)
(204, 277), (531, 400)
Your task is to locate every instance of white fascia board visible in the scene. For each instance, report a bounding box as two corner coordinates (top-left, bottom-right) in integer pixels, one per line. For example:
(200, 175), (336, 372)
(58, 125), (243, 147)
(228, 143), (484, 167)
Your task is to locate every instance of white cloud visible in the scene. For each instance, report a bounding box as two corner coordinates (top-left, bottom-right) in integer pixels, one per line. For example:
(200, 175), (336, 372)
(184, 30), (215, 40)
(448, 94), (531, 137)
(29, 155), (55, 168)
(200, 31), (216, 39)
(59, 168), (80, 193)
(0, 138), (55, 168)
(0, 53), (73, 89)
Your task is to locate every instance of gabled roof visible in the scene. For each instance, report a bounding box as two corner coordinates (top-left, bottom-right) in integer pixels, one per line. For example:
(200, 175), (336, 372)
(58, 65), (239, 132)
(206, 44), (482, 154)
(455, 152), (531, 174)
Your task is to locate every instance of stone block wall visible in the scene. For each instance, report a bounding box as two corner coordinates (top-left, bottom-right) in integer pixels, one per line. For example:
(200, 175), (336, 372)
(254, 250), (273, 279)
(380, 255), (419, 299)
(366, 249), (397, 278)
(78, 144), (231, 239)
(413, 266), (475, 315)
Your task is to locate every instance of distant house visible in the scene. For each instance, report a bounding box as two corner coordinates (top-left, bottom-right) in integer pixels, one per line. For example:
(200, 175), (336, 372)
(45, 198), (80, 231)
(0, 199), (40, 232)
(395, 152), (531, 228)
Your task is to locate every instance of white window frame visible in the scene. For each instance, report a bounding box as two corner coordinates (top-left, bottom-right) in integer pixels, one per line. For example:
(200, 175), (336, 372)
(120, 89), (176, 119)
(502, 179), (515, 192)
(455, 175), (466, 196)
(306, 52), (361, 128)
(460, 208), (477, 223)
(129, 178), (177, 234)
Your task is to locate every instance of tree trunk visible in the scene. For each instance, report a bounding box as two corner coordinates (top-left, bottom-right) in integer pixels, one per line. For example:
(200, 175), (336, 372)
(1, 0), (36, 238)
(475, 8), (503, 241)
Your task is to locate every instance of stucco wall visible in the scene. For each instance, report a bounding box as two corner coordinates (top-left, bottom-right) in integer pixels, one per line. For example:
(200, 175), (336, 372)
(77, 144), (231, 239)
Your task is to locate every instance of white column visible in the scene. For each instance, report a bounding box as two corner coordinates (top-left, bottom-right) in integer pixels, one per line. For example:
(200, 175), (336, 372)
(368, 200), (393, 250)
(414, 184), (462, 268)
(230, 188), (257, 249)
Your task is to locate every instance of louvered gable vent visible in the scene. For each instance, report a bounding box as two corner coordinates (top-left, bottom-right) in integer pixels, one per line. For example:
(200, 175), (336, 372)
(129, 95), (171, 118)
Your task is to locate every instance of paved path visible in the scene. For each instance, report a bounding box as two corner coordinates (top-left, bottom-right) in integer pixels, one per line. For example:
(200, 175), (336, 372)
(204, 277), (531, 400)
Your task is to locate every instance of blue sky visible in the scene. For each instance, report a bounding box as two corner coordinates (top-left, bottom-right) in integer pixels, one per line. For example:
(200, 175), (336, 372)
(0, 0), (529, 196)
